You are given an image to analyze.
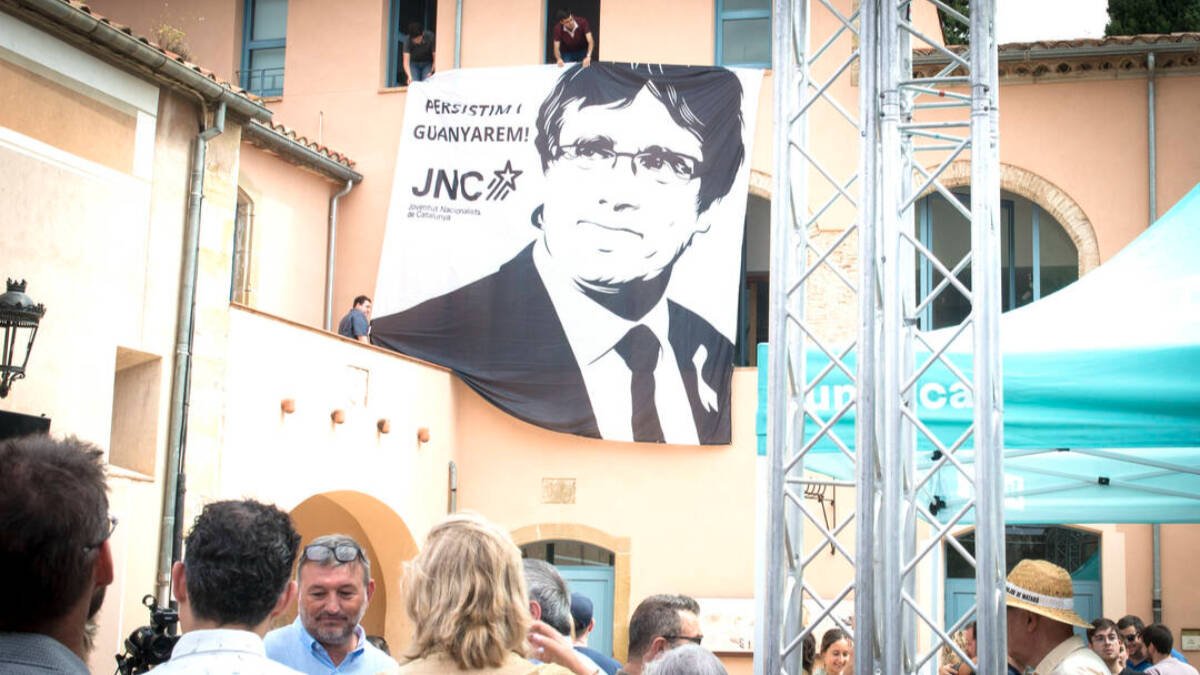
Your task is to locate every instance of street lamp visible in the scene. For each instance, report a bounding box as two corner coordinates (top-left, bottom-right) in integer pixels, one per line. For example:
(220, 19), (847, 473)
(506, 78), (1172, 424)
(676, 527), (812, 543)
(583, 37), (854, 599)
(0, 279), (47, 398)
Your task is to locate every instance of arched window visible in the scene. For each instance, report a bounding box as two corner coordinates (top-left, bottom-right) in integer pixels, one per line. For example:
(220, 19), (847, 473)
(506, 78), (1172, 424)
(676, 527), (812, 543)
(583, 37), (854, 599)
(917, 189), (1079, 330)
(522, 539), (617, 658)
(522, 539), (614, 567)
(231, 189), (254, 304)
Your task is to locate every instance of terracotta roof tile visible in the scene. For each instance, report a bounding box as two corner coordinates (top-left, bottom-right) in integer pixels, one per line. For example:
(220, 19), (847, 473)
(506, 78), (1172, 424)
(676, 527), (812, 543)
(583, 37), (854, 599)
(53, 0), (259, 100)
(997, 32), (1200, 51)
(260, 120), (357, 169)
(916, 32), (1200, 57)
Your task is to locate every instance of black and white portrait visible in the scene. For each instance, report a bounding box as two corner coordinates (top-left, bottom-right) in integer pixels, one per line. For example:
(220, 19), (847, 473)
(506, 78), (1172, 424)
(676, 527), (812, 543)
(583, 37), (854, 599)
(372, 62), (762, 445)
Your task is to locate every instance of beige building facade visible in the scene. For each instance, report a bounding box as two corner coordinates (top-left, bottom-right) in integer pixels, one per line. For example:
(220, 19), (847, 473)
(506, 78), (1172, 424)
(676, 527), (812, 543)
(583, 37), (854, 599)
(2, 0), (1199, 672)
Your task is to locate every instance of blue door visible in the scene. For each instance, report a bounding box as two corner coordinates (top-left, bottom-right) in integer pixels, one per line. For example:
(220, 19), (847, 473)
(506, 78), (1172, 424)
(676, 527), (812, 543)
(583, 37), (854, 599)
(945, 578), (1102, 638)
(559, 564), (616, 658)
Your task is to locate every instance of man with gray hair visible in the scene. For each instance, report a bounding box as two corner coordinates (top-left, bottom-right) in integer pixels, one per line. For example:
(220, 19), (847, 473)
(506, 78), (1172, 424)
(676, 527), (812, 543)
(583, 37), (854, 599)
(264, 534), (397, 674)
(643, 644), (726, 675)
(524, 560), (574, 637)
(523, 559), (603, 673)
(621, 594), (703, 675)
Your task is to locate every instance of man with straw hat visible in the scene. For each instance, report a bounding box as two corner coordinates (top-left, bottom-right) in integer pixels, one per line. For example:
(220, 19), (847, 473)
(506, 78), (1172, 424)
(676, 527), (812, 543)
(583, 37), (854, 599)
(1006, 559), (1108, 674)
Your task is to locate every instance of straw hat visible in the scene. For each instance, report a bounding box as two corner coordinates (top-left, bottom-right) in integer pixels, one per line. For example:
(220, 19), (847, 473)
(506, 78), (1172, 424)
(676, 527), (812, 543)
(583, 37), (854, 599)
(1005, 559), (1092, 629)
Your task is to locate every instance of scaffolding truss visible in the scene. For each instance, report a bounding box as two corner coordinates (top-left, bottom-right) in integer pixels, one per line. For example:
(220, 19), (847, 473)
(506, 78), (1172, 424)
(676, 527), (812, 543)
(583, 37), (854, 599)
(759, 1), (1004, 673)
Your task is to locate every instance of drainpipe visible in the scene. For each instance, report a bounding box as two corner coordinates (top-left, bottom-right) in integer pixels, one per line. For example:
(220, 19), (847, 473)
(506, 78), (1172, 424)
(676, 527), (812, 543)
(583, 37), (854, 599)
(454, 0), (463, 68)
(324, 180), (357, 330)
(155, 101), (226, 607)
(448, 461), (458, 513)
(1147, 51), (1157, 225)
(1153, 524), (1163, 623)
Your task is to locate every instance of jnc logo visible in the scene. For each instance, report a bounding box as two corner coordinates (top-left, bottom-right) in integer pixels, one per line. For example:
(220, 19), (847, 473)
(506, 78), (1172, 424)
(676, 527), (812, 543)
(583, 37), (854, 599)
(412, 160), (522, 201)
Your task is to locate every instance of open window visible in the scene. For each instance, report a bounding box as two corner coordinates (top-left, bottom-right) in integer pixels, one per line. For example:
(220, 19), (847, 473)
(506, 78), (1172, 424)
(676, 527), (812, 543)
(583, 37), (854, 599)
(240, 0), (288, 96)
(387, 0), (438, 87)
(916, 189), (1080, 330)
(544, 1), (601, 64)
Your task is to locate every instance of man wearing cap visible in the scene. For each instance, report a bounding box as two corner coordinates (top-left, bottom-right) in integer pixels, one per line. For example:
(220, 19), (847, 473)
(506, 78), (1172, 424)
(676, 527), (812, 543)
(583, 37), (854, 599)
(265, 534), (398, 674)
(1006, 559), (1108, 674)
(571, 592), (621, 675)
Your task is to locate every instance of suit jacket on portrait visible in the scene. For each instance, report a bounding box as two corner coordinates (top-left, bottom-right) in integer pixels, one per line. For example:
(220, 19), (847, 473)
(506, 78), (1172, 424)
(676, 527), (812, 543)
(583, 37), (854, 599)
(371, 243), (733, 444)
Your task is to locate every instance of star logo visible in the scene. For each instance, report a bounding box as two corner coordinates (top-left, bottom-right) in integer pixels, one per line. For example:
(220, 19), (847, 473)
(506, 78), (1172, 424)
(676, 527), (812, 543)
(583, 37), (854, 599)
(485, 160), (523, 201)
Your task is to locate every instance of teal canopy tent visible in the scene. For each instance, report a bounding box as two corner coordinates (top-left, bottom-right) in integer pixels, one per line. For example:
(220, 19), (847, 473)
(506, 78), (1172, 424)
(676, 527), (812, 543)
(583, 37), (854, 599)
(756, 183), (1200, 524)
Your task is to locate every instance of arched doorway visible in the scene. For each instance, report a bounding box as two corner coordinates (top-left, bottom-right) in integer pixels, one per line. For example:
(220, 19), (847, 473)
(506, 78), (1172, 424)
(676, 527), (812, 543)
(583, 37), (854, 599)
(521, 539), (617, 658)
(512, 524), (631, 663)
(285, 491), (420, 655)
(945, 525), (1102, 631)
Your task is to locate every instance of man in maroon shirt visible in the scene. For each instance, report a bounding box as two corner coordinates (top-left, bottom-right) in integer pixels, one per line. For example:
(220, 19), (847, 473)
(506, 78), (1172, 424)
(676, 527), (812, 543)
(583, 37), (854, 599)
(553, 10), (594, 67)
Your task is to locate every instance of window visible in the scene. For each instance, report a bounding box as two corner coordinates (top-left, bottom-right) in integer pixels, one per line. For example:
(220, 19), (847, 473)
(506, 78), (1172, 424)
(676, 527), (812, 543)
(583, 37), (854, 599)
(717, 0), (771, 68)
(916, 189), (1079, 330)
(387, 0), (438, 87)
(110, 348), (162, 476)
(544, 0), (601, 65)
(736, 194), (770, 366)
(945, 525), (1102, 629)
(231, 189), (254, 304)
(521, 540), (614, 567)
(947, 526), (1100, 579)
(240, 0), (287, 96)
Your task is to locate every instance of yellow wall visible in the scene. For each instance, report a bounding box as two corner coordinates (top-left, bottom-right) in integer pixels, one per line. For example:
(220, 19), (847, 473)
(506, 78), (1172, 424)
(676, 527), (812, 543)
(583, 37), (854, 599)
(236, 144), (339, 328)
(0, 17), (201, 670)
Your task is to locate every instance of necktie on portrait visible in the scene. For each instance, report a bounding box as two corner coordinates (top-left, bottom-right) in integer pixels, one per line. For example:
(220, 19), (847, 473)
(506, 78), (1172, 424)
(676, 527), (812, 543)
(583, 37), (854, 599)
(614, 324), (666, 443)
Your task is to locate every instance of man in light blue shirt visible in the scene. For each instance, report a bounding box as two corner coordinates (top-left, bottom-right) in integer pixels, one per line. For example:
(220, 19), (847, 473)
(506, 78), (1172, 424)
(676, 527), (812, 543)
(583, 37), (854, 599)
(265, 534), (397, 674)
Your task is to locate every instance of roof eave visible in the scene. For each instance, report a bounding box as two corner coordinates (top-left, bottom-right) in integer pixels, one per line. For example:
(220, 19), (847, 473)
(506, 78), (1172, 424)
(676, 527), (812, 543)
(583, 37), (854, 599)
(242, 121), (364, 184)
(1, 0), (272, 122)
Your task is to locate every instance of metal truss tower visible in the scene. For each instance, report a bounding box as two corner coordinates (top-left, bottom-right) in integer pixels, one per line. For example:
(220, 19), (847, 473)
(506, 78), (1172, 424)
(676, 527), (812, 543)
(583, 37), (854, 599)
(759, 1), (1003, 674)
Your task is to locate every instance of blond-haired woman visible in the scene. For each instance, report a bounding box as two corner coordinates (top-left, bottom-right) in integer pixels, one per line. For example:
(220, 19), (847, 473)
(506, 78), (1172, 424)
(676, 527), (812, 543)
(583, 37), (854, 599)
(395, 513), (597, 675)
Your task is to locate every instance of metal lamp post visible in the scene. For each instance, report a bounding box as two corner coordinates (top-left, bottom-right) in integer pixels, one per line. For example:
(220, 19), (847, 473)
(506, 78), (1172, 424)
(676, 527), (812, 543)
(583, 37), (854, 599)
(0, 279), (47, 398)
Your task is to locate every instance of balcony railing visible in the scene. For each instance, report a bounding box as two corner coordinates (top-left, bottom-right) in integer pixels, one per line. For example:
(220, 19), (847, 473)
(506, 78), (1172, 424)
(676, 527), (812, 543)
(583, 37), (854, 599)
(237, 67), (285, 97)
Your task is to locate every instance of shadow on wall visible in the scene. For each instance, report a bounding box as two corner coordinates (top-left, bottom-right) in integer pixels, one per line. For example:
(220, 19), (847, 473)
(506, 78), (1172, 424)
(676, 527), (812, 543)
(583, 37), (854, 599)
(282, 491), (420, 655)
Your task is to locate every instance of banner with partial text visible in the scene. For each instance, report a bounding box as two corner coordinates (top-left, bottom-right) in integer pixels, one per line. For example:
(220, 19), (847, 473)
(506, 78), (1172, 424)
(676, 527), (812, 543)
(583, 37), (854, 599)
(373, 63), (762, 445)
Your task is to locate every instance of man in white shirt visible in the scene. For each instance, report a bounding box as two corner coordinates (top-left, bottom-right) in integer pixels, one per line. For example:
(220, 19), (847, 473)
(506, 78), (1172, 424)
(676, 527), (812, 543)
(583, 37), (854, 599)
(153, 499), (303, 673)
(1141, 624), (1199, 675)
(372, 62), (747, 445)
(1006, 559), (1109, 675)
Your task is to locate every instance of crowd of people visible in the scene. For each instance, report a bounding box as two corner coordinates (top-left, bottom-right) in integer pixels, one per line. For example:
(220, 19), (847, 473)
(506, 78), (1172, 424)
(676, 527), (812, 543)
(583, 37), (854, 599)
(5, 434), (1198, 675)
(934, 560), (1198, 675)
(0, 435), (728, 675)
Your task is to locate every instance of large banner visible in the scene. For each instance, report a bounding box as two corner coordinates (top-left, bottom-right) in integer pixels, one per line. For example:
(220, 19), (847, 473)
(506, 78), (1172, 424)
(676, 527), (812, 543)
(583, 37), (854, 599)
(373, 63), (762, 445)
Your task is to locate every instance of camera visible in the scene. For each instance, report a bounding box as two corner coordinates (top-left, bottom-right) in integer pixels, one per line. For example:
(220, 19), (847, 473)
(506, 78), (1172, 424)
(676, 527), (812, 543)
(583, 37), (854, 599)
(114, 595), (179, 674)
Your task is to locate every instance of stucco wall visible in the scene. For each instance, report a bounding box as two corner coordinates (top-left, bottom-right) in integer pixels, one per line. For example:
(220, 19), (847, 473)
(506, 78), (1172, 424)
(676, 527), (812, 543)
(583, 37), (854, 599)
(209, 307), (459, 650)
(213, 306), (459, 534)
(450, 368), (758, 656)
(0, 15), (213, 670)
(237, 144), (338, 328)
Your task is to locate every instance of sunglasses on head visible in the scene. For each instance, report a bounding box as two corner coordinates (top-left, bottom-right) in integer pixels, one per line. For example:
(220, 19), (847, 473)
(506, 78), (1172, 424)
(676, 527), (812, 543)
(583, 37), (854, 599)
(304, 543), (363, 564)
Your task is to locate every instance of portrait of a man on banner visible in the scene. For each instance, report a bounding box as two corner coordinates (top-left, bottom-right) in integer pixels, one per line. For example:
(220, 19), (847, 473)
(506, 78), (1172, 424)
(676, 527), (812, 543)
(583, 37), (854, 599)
(371, 62), (762, 445)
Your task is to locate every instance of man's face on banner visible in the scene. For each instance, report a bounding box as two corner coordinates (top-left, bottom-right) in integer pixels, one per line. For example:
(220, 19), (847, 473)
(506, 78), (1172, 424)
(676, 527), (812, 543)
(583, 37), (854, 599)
(541, 86), (710, 288)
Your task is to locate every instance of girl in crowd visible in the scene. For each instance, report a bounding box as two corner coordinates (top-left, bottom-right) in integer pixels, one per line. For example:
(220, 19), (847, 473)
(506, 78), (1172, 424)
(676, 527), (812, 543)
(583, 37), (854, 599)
(814, 628), (853, 675)
(395, 512), (590, 674)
